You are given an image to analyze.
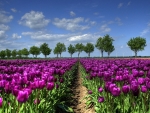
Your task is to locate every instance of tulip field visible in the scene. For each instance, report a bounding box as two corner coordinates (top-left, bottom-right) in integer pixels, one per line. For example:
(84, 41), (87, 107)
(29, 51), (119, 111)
(80, 58), (150, 113)
(0, 58), (150, 113)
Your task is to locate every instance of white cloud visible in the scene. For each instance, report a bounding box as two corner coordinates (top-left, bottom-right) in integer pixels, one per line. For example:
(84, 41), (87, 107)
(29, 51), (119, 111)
(19, 11), (50, 29)
(120, 45), (123, 48)
(118, 3), (123, 8)
(11, 8), (17, 12)
(94, 12), (99, 15)
(148, 22), (150, 27)
(115, 17), (123, 25)
(0, 30), (7, 38)
(0, 12), (13, 23)
(90, 21), (96, 25)
(67, 34), (98, 42)
(99, 16), (105, 18)
(127, 2), (131, 6)
(70, 11), (76, 16)
(53, 17), (89, 31)
(140, 29), (149, 36)
(22, 31), (72, 41)
(100, 24), (111, 33)
(0, 24), (9, 31)
(12, 33), (21, 39)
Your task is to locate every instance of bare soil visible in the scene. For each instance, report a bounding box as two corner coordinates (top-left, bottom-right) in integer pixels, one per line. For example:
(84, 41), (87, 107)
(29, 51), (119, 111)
(69, 65), (95, 113)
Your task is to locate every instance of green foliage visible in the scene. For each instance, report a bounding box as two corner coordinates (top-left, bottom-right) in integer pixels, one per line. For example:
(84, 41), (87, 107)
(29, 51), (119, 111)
(12, 49), (17, 58)
(127, 37), (146, 57)
(75, 43), (84, 58)
(54, 42), (66, 57)
(17, 50), (22, 58)
(84, 43), (94, 57)
(30, 46), (40, 58)
(53, 47), (59, 58)
(68, 44), (76, 58)
(5, 49), (11, 58)
(40, 43), (51, 58)
(0, 50), (6, 59)
(95, 37), (104, 57)
(22, 48), (29, 57)
(103, 34), (115, 57)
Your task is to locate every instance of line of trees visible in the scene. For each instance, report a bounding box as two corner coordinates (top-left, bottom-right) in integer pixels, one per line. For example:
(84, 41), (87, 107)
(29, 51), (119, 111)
(0, 34), (147, 59)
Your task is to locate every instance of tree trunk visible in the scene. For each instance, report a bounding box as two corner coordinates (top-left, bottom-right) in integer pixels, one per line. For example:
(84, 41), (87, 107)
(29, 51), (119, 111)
(88, 53), (90, 57)
(35, 55), (37, 58)
(60, 53), (61, 57)
(71, 54), (72, 58)
(135, 51), (137, 57)
(108, 52), (110, 58)
(78, 52), (80, 58)
(101, 50), (103, 58)
(45, 55), (47, 58)
(57, 54), (58, 58)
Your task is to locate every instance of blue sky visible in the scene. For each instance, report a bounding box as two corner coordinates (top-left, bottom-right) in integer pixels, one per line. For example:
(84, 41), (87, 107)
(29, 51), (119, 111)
(0, 0), (150, 57)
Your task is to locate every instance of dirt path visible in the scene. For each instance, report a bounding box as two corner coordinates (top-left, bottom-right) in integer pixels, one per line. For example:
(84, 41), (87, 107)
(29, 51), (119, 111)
(70, 65), (95, 113)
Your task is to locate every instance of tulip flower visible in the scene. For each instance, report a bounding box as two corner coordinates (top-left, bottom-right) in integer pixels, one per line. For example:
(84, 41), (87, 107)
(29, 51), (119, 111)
(0, 97), (3, 108)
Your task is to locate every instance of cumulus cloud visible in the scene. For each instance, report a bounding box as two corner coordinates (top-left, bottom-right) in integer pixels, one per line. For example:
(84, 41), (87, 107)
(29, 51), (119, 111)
(100, 24), (111, 33)
(12, 33), (21, 39)
(22, 31), (72, 41)
(70, 11), (76, 16)
(0, 24), (9, 31)
(0, 12), (13, 23)
(11, 8), (17, 12)
(67, 34), (98, 43)
(140, 29), (149, 36)
(19, 11), (50, 29)
(0, 31), (7, 38)
(118, 3), (123, 8)
(53, 17), (89, 31)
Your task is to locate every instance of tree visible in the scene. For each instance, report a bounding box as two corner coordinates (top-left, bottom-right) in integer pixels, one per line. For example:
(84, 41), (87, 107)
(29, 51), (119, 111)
(0, 50), (6, 59)
(40, 43), (51, 58)
(127, 37), (146, 57)
(29, 46), (40, 58)
(17, 50), (22, 58)
(95, 37), (105, 57)
(53, 47), (59, 58)
(54, 42), (66, 57)
(68, 44), (76, 58)
(5, 49), (11, 59)
(84, 43), (94, 57)
(12, 49), (17, 58)
(75, 43), (84, 58)
(103, 34), (115, 57)
(22, 48), (29, 58)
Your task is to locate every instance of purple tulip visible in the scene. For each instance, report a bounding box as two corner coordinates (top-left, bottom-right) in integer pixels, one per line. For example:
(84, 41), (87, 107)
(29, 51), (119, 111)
(138, 78), (145, 85)
(111, 87), (121, 97)
(98, 96), (104, 103)
(46, 82), (55, 90)
(88, 90), (92, 94)
(0, 98), (3, 108)
(34, 98), (40, 104)
(141, 85), (147, 93)
(17, 90), (29, 103)
(122, 85), (130, 94)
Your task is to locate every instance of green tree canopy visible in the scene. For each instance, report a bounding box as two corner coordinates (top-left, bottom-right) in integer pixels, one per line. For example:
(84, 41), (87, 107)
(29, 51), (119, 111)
(53, 47), (59, 58)
(22, 48), (29, 58)
(103, 34), (115, 57)
(12, 49), (17, 58)
(75, 43), (84, 58)
(0, 50), (6, 59)
(68, 44), (76, 58)
(95, 37), (104, 57)
(127, 37), (146, 57)
(54, 42), (66, 57)
(29, 46), (40, 58)
(84, 43), (94, 57)
(5, 49), (11, 59)
(40, 43), (51, 58)
(17, 50), (22, 58)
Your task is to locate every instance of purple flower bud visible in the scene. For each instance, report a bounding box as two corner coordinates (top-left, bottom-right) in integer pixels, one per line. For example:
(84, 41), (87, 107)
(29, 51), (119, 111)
(59, 78), (64, 83)
(34, 98), (40, 104)
(141, 85), (147, 93)
(98, 96), (104, 103)
(46, 82), (55, 90)
(122, 85), (130, 94)
(88, 90), (92, 94)
(0, 98), (3, 108)
(138, 70), (144, 77)
(98, 87), (103, 93)
(17, 90), (29, 103)
(38, 80), (45, 89)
